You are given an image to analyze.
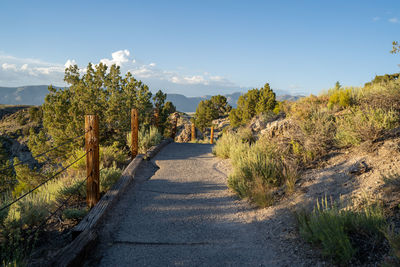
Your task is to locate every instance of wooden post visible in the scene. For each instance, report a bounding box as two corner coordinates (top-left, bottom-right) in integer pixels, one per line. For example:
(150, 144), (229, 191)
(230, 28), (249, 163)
(171, 113), (179, 139)
(154, 109), (159, 129)
(191, 123), (196, 142)
(131, 108), (139, 159)
(210, 125), (214, 144)
(85, 115), (100, 208)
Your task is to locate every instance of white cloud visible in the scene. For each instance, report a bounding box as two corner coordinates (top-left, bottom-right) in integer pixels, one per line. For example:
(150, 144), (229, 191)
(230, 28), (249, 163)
(389, 17), (399, 23)
(100, 49), (130, 66)
(64, 59), (77, 69)
(2, 63), (17, 71)
(372, 17), (380, 21)
(0, 49), (240, 96)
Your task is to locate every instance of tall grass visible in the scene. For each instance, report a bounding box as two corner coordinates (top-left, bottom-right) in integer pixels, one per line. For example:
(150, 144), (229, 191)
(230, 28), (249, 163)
(0, 149), (124, 264)
(335, 107), (399, 147)
(214, 129), (297, 207)
(127, 126), (162, 154)
(296, 197), (386, 264)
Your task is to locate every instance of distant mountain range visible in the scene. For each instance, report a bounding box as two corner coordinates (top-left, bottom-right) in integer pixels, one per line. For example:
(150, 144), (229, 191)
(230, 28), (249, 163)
(0, 85), (303, 113)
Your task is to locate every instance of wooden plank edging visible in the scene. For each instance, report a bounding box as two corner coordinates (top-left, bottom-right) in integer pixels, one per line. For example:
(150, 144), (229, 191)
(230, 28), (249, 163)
(50, 229), (97, 267)
(50, 139), (172, 266)
(72, 154), (144, 235)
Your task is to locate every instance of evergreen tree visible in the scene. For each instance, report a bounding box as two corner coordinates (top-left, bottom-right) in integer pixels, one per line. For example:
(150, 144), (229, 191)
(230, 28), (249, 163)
(195, 95), (230, 131)
(42, 62), (155, 155)
(229, 83), (277, 127)
(0, 140), (15, 193)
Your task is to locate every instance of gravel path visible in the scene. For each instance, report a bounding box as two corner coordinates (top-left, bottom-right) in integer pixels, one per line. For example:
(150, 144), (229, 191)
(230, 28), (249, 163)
(84, 143), (315, 266)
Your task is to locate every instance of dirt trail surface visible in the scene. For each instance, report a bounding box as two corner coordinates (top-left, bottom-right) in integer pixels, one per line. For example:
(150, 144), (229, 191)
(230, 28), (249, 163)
(84, 143), (319, 266)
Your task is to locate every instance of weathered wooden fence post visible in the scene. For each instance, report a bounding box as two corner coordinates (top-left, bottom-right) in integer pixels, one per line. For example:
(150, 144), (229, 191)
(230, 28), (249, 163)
(131, 108), (139, 159)
(210, 125), (214, 144)
(154, 108), (159, 129)
(191, 123), (196, 142)
(85, 114), (100, 208)
(171, 113), (179, 139)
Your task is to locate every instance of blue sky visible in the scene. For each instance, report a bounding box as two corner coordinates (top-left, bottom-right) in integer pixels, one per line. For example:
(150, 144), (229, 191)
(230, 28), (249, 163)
(0, 0), (399, 96)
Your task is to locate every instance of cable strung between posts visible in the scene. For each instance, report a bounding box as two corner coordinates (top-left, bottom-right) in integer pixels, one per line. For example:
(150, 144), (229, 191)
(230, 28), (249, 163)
(0, 129), (90, 174)
(32, 170), (93, 234)
(25, 166), (107, 251)
(0, 151), (89, 212)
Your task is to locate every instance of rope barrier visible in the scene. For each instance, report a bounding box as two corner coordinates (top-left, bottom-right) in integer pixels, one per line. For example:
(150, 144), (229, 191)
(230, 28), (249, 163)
(0, 151), (89, 212)
(0, 129), (90, 174)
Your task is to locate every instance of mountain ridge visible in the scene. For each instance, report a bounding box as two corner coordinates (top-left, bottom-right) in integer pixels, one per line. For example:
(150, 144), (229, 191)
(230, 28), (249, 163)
(0, 85), (303, 112)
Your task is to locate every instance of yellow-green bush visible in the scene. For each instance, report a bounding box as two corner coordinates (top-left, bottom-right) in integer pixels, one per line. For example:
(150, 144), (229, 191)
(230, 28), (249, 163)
(335, 107), (399, 147)
(212, 130), (247, 159)
(327, 88), (354, 109)
(127, 126), (162, 154)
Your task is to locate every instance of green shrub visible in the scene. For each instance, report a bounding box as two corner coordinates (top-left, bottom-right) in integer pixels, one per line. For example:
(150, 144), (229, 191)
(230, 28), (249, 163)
(67, 143), (128, 170)
(327, 88), (354, 109)
(100, 142), (127, 168)
(335, 107), (399, 147)
(229, 83), (277, 127)
(227, 142), (284, 205)
(212, 131), (243, 159)
(296, 197), (386, 264)
(195, 95), (231, 131)
(58, 176), (86, 199)
(384, 226), (400, 264)
(295, 110), (336, 161)
(100, 165), (123, 192)
(127, 126), (162, 154)
(62, 208), (88, 220)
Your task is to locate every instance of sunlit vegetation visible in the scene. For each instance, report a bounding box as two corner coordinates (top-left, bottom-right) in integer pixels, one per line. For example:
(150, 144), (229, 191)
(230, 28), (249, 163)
(0, 62), (175, 264)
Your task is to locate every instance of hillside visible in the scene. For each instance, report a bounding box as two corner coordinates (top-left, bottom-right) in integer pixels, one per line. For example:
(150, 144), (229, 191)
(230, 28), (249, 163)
(0, 85), (303, 113)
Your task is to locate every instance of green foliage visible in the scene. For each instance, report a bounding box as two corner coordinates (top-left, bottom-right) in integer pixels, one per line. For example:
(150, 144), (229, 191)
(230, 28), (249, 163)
(327, 87), (354, 109)
(12, 158), (46, 197)
(100, 143), (128, 168)
(296, 197), (386, 264)
(391, 41), (400, 54)
(0, 139), (15, 193)
(62, 208), (88, 220)
(100, 165), (123, 192)
(384, 226), (400, 264)
(195, 95), (231, 131)
(230, 83), (276, 127)
(27, 128), (57, 163)
(153, 90), (167, 111)
(152, 90), (176, 135)
(66, 144), (128, 172)
(42, 63), (156, 155)
(58, 175), (86, 199)
(364, 73), (400, 87)
(127, 126), (162, 154)
(335, 107), (399, 147)
(28, 106), (42, 123)
(212, 131), (243, 159)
